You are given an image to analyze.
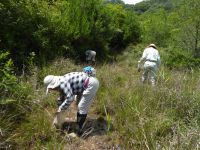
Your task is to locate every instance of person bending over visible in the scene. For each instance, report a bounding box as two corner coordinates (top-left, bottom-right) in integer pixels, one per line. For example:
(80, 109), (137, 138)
(44, 66), (99, 135)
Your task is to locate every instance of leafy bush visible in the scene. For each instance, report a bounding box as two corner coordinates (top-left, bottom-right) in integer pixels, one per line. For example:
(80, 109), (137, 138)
(0, 51), (17, 101)
(0, 0), (141, 71)
(0, 51), (33, 148)
(162, 47), (200, 69)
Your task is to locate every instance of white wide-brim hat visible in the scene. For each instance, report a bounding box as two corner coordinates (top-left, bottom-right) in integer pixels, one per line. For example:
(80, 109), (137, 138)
(44, 75), (61, 95)
(149, 43), (157, 49)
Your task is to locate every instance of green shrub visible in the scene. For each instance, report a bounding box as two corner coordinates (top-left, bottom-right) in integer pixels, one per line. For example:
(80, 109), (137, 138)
(0, 51), (17, 101)
(162, 47), (200, 69)
(0, 51), (33, 148)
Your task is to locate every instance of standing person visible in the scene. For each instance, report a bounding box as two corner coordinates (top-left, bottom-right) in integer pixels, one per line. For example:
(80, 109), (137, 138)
(85, 50), (96, 65)
(138, 44), (161, 86)
(43, 66), (99, 135)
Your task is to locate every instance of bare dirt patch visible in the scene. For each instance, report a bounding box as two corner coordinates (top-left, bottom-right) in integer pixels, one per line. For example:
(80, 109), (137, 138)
(58, 101), (118, 150)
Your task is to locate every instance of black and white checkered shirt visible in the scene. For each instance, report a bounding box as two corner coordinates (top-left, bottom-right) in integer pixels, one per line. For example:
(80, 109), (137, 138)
(58, 72), (88, 111)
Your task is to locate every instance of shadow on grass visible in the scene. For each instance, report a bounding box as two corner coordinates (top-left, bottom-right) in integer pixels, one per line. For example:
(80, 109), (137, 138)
(61, 117), (113, 139)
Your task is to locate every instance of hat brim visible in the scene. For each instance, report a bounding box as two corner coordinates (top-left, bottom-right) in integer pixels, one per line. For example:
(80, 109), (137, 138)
(46, 76), (61, 95)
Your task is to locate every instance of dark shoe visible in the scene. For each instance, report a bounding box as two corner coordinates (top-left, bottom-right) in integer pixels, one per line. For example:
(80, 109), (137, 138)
(76, 112), (87, 136)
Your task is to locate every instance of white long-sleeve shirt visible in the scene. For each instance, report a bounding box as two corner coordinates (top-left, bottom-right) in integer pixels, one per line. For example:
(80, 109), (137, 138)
(138, 47), (161, 67)
(85, 50), (96, 61)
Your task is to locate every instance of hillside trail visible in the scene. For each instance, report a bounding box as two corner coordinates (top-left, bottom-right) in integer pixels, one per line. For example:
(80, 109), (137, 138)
(57, 101), (119, 150)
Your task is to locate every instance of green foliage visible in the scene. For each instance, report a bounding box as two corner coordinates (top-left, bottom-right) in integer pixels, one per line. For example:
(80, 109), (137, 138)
(0, 51), (17, 100)
(106, 0), (125, 5)
(95, 53), (200, 149)
(140, 9), (171, 47)
(133, 0), (200, 70)
(13, 103), (64, 149)
(122, 12), (141, 45)
(1, 52), (199, 149)
(0, 50), (32, 104)
(133, 1), (151, 14)
(2, 0), (200, 148)
(133, 0), (174, 14)
(0, 0), (141, 71)
(0, 50), (34, 148)
(174, 0), (200, 56)
(162, 47), (200, 68)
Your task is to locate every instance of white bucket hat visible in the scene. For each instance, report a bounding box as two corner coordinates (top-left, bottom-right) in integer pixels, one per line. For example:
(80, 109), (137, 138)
(44, 75), (61, 95)
(149, 43), (157, 49)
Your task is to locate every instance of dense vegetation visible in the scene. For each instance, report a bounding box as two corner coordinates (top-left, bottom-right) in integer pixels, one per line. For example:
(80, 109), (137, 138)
(0, 0), (200, 149)
(0, 0), (140, 71)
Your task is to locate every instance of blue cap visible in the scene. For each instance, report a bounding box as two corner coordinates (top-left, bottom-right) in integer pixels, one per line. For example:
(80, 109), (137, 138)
(83, 66), (96, 76)
(83, 66), (92, 73)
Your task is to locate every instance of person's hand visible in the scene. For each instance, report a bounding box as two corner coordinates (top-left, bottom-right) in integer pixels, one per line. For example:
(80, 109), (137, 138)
(58, 105), (63, 111)
(54, 111), (60, 116)
(55, 107), (62, 115)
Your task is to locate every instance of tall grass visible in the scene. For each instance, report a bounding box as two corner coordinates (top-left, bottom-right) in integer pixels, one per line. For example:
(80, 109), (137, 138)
(93, 45), (200, 149)
(2, 47), (200, 149)
(10, 58), (82, 149)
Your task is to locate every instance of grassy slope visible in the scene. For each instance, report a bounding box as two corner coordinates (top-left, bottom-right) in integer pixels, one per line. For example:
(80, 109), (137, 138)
(10, 44), (200, 149)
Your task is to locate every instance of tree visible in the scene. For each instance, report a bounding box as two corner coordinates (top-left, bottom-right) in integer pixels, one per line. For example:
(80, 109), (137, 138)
(122, 11), (141, 45)
(176, 0), (200, 57)
(140, 9), (171, 46)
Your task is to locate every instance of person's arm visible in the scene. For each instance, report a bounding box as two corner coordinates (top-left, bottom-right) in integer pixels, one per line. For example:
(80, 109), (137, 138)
(57, 90), (74, 112)
(138, 49), (147, 71)
(157, 52), (161, 68)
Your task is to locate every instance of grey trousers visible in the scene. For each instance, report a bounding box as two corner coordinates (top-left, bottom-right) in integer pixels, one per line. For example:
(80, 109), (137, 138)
(76, 77), (99, 114)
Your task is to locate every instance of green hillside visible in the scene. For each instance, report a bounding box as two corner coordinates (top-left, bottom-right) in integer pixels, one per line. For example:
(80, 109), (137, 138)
(1, 0), (200, 149)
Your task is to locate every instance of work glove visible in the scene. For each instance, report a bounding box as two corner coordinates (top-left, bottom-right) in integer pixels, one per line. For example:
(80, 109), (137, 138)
(53, 110), (64, 129)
